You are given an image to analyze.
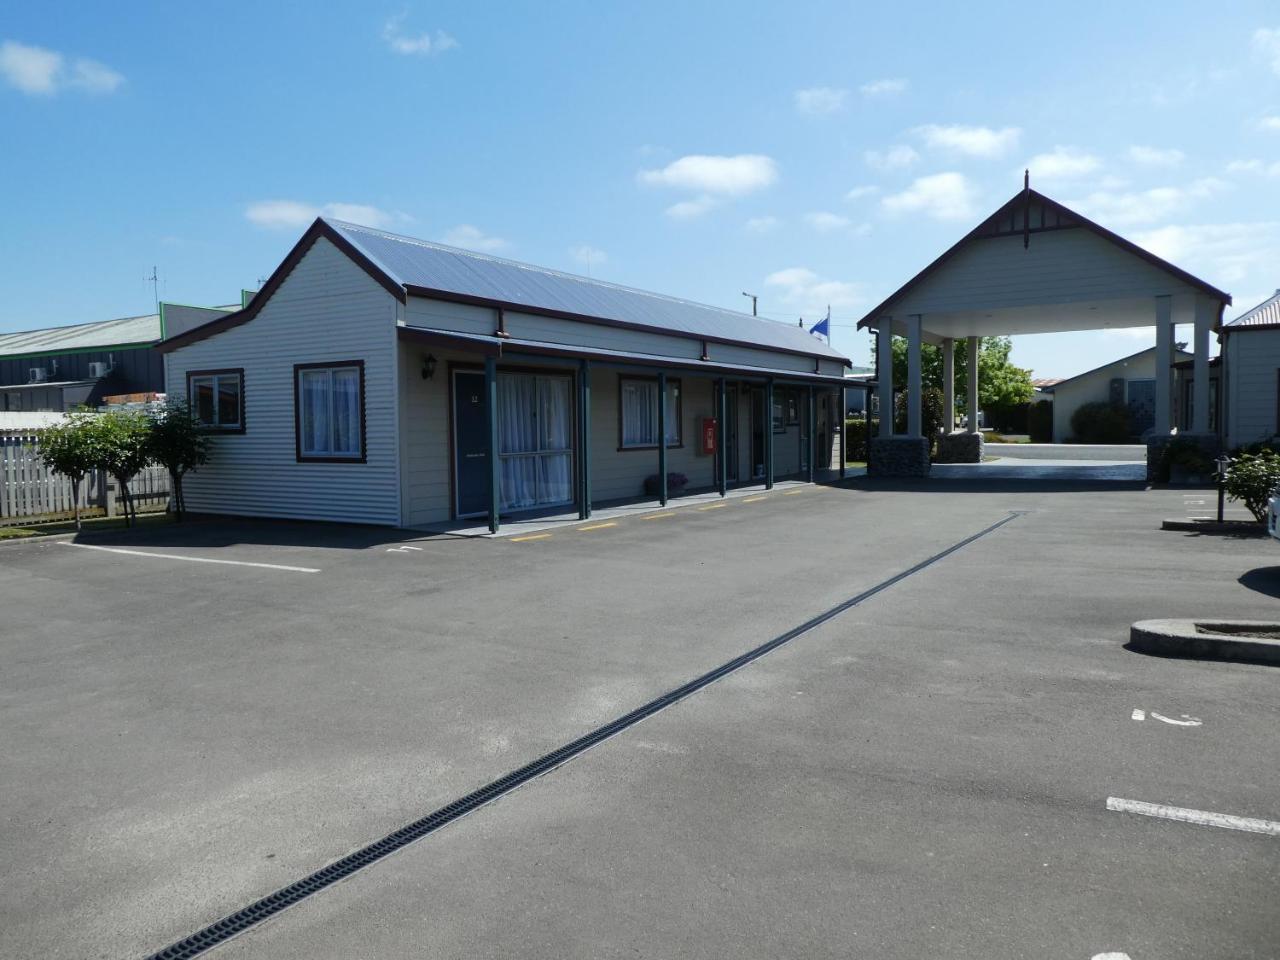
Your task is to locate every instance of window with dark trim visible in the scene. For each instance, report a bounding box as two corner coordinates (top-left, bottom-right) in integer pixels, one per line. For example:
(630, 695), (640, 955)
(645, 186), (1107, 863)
(294, 361), (366, 462)
(187, 369), (244, 432)
(618, 376), (681, 449)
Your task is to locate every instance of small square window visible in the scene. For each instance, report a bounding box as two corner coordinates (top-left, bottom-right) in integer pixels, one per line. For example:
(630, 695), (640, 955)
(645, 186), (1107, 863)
(187, 370), (243, 431)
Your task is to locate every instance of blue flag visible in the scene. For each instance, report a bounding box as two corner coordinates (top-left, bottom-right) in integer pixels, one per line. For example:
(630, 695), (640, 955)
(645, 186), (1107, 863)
(809, 307), (830, 341)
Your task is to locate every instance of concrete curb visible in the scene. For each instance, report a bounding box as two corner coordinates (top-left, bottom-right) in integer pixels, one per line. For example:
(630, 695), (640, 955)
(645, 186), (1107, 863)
(1129, 618), (1280, 666)
(1160, 518), (1266, 536)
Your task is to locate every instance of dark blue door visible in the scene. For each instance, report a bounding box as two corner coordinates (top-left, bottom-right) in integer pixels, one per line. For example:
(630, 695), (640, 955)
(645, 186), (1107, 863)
(454, 371), (491, 517)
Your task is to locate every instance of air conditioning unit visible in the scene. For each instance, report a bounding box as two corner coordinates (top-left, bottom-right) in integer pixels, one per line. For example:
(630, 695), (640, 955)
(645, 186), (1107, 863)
(28, 367), (48, 383)
(88, 361), (111, 378)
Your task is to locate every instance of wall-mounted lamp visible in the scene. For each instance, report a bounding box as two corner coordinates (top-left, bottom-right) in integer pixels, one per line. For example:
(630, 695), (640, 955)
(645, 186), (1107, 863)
(421, 354), (438, 380)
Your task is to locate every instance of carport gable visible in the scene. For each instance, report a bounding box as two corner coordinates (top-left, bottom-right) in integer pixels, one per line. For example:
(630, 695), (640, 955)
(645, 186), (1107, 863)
(857, 187), (1230, 342)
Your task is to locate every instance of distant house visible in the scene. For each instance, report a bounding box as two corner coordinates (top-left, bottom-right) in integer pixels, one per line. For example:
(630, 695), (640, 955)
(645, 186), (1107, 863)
(0, 299), (242, 413)
(1217, 289), (1280, 449)
(1042, 346), (1193, 442)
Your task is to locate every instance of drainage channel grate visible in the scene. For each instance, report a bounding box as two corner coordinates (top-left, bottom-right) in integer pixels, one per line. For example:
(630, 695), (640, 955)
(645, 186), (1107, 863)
(144, 512), (1020, 959)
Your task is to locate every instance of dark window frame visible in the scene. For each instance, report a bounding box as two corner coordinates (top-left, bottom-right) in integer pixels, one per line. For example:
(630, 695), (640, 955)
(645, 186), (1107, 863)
(293, 360), (367, 464)
(616, 374), (683, 451)
(186, 368), (245, 434)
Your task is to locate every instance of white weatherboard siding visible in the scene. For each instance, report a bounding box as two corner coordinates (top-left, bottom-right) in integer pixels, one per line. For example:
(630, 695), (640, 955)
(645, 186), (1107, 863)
(166, 237), (400, 525)
(589, 370), (716, 503)
(398, 347), (469, 527)
(1225, 328), (1280, 447)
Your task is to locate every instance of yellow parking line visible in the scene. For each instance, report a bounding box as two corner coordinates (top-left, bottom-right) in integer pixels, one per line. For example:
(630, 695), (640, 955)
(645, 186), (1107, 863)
(641, 512), (676, 521)
(698, 502), (728, 511)
(782, 489), (808, 496)
(577, 522), (618, 532)
(510, 532), (553, 542)
(742, 495), (768, 503)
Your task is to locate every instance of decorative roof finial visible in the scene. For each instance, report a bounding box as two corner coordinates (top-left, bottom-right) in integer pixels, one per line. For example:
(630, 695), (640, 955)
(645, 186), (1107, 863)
(1024, 168), (1030, 190)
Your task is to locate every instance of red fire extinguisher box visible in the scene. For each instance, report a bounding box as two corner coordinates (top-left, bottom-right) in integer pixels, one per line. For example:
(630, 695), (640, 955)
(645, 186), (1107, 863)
(700, 417), (717, 455)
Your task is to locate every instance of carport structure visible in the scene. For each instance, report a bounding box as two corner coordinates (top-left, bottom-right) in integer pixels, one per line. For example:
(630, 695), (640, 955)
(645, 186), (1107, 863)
(857, 178), (1231, 477)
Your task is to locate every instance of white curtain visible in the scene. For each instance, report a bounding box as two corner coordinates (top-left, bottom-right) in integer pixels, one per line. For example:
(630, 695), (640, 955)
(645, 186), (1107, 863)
(498, 374), (538, 508)
(621, 380), (657, 446)
(332, 368), (360, 455)
(496, 373), (573, 510)
(664, 383), (679, 444)
(302, 370), (329, 454)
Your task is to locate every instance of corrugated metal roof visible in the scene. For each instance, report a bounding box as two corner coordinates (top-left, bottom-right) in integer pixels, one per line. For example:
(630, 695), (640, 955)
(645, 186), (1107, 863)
(1225, 289), (1280, 328)
(326, 219), (848, 363)
(0, 313), (160, 359)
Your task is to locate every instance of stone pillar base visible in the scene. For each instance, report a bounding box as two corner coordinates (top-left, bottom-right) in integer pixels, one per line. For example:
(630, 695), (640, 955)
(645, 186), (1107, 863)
(935, 430), (984, 464)
(869, 436), (931, 477)
(1146, 432), (1220, 482)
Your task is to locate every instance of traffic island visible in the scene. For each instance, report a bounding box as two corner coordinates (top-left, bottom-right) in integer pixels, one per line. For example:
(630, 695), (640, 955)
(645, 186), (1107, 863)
(1129, 618), (1280, 665)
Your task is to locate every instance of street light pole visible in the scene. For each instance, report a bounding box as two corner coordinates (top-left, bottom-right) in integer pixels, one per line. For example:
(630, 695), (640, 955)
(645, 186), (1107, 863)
(741, 292), (757, 316)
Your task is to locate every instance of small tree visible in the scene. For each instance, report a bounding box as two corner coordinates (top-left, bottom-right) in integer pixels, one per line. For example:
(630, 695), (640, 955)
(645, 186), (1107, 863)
(38, 412), (98, 530)
(1225, 450), (1280, 523)
(88, 410), (153, 526)
(146, 400), (210, 521)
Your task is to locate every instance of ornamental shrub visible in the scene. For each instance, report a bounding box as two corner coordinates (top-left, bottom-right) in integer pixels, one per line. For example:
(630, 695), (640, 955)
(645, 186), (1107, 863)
(1224, 450), (1280, 523)
(1069, 402), (1130, 444)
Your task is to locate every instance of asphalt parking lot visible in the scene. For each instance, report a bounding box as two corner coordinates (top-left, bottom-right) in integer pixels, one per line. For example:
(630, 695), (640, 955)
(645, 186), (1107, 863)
(2, 479), (1278, 959)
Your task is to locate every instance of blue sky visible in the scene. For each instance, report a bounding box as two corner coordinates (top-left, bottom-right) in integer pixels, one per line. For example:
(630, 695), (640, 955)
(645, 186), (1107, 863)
(2, 1), (1279, 378)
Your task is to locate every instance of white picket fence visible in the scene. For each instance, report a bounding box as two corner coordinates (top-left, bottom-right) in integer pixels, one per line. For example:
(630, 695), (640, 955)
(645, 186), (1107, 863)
(0, 429), (171, 525)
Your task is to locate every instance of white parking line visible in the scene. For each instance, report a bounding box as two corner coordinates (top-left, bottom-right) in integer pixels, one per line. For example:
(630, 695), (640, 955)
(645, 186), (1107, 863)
(1106, 797), (1280, 836)
(57, 541), (320, 573)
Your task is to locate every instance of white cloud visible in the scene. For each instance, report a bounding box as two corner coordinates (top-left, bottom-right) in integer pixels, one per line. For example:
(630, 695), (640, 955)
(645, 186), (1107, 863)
(803, 211), (852, 232)
(382, 12), (457, 55)
(0, 40), (124, 95)
(1023, 146), (1102, 182)
(794, 86), (848, 115)
(69, 58), (124, 93)
(915, 124), (1020, 158)
(245, 200), (396, 229)
(881, 172), (979, 221)
(860, 78), (907, 98)
(1227, 158), (1280, 176)
(1127, 145), (1184, 167)
(1254, 27), (1280, 76)
(745, 215), (779, 234)
(864, 145), (919, 171)
(765, 266), (865, 316)
(639, 154), (778, 195)
(441, 224), (507, 251)
(845, 185), (879, 201)
(665, 196), (717, 219)
(1257, 114), (1280, 132)
(569, 244), (607, 266)
(1132, 221), (1280, 284)
(1071, 177), (1229, 227)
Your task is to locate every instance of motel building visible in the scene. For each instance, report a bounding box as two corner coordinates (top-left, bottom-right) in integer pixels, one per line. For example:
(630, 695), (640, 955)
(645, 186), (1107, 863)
(160, 219), (852, 532)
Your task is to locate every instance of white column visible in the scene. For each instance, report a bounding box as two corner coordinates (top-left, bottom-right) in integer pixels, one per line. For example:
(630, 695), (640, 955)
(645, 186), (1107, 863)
(1192, 296), (1213, 434)
(941, 337), (955, 433)
(877, 320), (893, 437)
(966, 336), (980, 434)
(1154, 295), (1172, 435)
(907, 315), (923, 437)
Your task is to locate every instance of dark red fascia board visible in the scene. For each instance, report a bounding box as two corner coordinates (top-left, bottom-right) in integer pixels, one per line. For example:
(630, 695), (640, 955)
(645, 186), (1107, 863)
(158, 219), (405, 354)
(857, 189), (1232, 332)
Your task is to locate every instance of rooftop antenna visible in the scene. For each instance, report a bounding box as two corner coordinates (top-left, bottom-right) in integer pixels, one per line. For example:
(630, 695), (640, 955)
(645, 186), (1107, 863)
(145, 265), (161, 312)
(1022, 169), (1031, 250)
(741, 291), (757, 316)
